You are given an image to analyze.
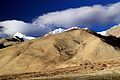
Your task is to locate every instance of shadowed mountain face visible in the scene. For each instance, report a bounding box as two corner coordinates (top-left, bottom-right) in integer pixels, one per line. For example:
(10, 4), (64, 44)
(0, 29), (120, 75)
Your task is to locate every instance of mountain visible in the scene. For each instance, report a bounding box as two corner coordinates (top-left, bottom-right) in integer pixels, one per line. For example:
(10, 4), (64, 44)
(0, 28), (120, 78)
(0, 38), (21, 49)
(1, 27), (120, 79)
(97, 24), (120, 37)
(106, 24), (120, 37)
(45, 27), (88, 36)
(0, 32), (35, 49)
(13, 32), (35, 41)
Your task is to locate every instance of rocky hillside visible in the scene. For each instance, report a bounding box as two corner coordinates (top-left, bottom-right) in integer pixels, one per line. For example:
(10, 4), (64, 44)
(0, 38), (21, 49)
(0, 29), (120, 76)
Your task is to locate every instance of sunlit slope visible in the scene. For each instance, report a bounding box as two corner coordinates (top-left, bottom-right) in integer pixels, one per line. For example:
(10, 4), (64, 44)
(0, 29), (120, 74)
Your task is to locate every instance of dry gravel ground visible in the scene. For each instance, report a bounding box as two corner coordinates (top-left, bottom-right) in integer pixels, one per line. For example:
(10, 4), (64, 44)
(1, 58), (120, 79)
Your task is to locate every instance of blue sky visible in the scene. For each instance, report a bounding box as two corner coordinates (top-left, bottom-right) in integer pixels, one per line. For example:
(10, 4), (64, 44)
(0, 0), (120, 37)
(0, 0), (120, 22)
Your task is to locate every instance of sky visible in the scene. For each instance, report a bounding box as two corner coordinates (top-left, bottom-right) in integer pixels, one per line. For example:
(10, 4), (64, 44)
(0, 0), (120, 37)
(0, 0), (120, 22)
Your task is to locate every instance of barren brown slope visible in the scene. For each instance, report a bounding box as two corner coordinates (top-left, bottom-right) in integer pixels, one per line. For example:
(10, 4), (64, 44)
(1, 58), (120, 80)
(0, 29), (120, 75)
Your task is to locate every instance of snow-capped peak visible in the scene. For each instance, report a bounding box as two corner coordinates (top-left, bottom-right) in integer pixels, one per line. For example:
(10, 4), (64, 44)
(13, 32), (26, 39)
(65, 27), (79, 31)
(49, 28), (65, 34)
(45, 27), (90, 36)
(45, 27), (79, 36)
(13, 32), (35, 41)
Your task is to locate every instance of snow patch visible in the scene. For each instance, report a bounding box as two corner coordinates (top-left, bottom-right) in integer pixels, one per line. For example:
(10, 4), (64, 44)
(97, 31), (107, 36)
(13, 32), (35, 41)
(45, 27), (89, 36)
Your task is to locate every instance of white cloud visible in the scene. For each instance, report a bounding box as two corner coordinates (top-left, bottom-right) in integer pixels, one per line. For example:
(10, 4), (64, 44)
(0, 20), (31, 35)
(33, 2), (120, 31)
(1, 2), (120, 38)
(0, 20), (39, 37)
